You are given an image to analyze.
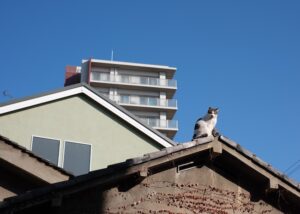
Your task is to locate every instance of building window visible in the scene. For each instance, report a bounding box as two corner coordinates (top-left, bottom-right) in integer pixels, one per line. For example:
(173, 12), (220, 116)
(99, 72), (109, 81)
(91, 71), (109, 81)
(31, 136), (60, 166)
(63, 141), (91, 176)
(139, 116), (159, 127)
(120, 95), (130, 104)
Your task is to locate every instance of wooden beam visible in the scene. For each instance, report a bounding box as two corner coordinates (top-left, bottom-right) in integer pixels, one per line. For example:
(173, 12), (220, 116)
(139, 168), (148, 178)
(212, 140), (222, 156)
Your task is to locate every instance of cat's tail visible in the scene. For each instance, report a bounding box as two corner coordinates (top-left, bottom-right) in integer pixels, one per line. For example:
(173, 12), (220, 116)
(192, 133), (208, 140)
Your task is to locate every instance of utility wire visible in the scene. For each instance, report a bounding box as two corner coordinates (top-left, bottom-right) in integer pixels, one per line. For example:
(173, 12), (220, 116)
(284, 159), (300, 175)
(287, 164), (300, 176)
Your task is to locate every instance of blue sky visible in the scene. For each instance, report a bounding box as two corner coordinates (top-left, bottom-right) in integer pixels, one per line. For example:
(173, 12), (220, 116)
(1, 1), (300, 181)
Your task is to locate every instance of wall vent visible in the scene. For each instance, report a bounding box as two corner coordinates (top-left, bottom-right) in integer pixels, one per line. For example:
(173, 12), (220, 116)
(177, 161), (197, 172)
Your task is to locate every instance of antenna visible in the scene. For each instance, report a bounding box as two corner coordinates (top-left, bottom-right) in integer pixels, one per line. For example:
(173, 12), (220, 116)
(111, 49), (114, 61)
(2, 90), (13, 99)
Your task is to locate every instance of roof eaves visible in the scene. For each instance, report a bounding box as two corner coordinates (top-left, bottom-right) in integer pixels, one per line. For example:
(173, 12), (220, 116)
(109, 135), (214, 168)
(219, 135), (300, 191)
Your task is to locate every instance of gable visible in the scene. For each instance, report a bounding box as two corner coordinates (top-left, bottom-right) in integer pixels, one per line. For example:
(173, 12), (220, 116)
(0, 94), (162, 171)
(101, 164), (281, 213)
(0, 84), (175, 148)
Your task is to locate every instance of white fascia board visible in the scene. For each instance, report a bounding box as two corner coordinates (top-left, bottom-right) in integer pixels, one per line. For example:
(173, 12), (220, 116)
(0, 86), (173, 148)
(0, 88), (82, 115)
(81, 87), (173, 148)
(90, 59), (177, 71)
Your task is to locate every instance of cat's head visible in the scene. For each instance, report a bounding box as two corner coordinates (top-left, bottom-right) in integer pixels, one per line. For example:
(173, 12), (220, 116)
(208, 107), (219, 116)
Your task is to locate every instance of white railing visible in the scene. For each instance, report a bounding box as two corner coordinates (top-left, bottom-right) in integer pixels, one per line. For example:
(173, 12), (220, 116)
(113, 95), (177, 108)
(139, 118), (178, 129)
(91, 72), (177, 88)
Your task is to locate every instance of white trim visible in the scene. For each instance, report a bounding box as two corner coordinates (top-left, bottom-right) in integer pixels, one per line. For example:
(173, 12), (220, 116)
(0, 86), (174, 148)
(61, 139), (66, 169)
(89, 59), (177, 71)
(0, 88), (82, 115)
(63, 140), (92, 172)
(31, 135), (62, 167)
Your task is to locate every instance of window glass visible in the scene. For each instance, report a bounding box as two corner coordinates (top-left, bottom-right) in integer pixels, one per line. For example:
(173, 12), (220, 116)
(99, 72), (109, 81)
(130, 96), (139, 105)
(149, 97), (158, 106)
(63, 141), (91, 176)
(149, 77), (158, 85)
(120, 95), (130, 104)
(131, 76), (140, 84)
(32, 136), (60, 166)
(121, 75), (129, 83)
(140, 96), (148, 105)
(91, 72), (100, 80)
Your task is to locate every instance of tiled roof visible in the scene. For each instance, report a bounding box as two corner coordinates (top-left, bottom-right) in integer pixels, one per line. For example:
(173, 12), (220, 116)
(1, 135), (299, 211)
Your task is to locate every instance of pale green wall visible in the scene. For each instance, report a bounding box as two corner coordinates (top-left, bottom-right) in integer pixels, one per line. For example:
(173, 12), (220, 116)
(0, 95), (161, 171)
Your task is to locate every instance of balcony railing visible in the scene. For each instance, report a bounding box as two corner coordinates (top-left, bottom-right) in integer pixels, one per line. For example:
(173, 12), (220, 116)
(139, 118), (178, 130)
(112, 95), (177, 108)
(91, 72), (177, 88)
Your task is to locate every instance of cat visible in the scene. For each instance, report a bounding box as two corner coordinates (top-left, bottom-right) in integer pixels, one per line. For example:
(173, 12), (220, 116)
(192, 107), (219, 140)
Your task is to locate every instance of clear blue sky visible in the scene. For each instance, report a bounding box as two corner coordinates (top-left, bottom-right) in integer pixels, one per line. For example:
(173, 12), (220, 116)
(1, 1), (300, 182)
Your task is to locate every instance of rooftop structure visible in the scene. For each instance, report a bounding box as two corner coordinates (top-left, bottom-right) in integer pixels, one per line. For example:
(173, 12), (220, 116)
(65, 59), (178, 139)
(1, 135), (299, 213)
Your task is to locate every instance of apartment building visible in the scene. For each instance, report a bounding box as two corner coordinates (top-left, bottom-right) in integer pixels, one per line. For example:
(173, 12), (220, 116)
(65, 59), (178, 139)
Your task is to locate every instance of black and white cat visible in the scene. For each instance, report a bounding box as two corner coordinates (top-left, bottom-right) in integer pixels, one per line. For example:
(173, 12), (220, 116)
(192, 107), (219, 140)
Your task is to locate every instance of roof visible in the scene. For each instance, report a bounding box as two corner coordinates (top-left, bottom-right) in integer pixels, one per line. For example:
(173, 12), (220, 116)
(109, 135), (300, 191)
(0, 135), (72, 182)
(1, 135), (299, 211)
(0, 83), (176, 148)
(86, 59), (177, 71)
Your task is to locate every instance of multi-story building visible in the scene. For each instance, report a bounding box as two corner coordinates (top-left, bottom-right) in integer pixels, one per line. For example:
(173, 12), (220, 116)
(65, 59), (178, 139)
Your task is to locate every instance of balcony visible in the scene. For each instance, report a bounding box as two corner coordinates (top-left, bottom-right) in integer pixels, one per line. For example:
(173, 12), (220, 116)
(139, 118), (178, 130)
(112, 95), (177, 109)
(90, 72), (177, 89)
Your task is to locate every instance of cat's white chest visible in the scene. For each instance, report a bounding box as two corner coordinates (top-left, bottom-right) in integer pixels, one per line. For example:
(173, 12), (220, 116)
(206, 117), (217, 131)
